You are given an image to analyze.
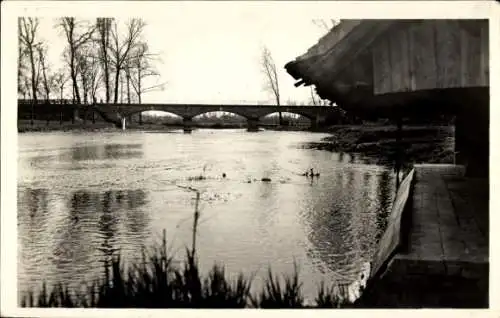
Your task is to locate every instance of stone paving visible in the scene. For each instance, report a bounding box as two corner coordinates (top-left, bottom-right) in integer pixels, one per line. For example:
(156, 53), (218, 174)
(397, 164), (488, 277)
(357, 164), (489, 308)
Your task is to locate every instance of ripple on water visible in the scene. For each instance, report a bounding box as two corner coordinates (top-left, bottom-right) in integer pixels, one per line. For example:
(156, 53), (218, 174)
(17, 131), (396, 303)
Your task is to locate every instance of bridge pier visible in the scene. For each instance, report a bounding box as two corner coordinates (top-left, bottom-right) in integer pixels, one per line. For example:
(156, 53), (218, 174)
(72, 108), (79, 124)
(311, 114), (326, 130)
(121, 117), (126, 130)
(183, 118), (193, 133)
(247, 118), (259, 132)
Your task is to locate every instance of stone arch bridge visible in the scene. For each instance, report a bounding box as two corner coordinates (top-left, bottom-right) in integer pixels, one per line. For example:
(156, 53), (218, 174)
(90, 103), (335, 131)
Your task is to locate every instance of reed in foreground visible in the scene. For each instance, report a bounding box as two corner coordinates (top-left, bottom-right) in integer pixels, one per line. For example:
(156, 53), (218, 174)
(20, 232), (347, 308)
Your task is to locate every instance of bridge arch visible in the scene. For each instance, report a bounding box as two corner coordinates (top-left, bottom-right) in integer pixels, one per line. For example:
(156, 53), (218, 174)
(123, 108), (185, 119)
(259, 111), (314, 121)
(190, 110), (250, 120)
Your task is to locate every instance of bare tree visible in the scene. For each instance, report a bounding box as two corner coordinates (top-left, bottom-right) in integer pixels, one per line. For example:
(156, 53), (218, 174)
(37, 44), (53, 102)
(109, 18), (145, 104)
(312, 19), (339, 31)
(96, 18), (113, 103)
(18, 21), (30, 99)
(19, 17), (41, 104)
(260, 46), (282, 125)
(53, 69), (68, 102)
(309, 87), (330, 106)
(76, 42), (100, 104)
(57, 17), (96, 104)
(87, 56), (102, 104)
(128, 43), (166, 124)
(130, 43), (165, 102)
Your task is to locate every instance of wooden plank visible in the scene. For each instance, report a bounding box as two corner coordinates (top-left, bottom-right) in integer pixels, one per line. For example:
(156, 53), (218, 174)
(407, 23), (417, 91)
(388, 25), (410, 92)
(372, 36), (392, 95)
(370, 169), (415, 279)
(479, 21), (489, 86)
(434, 20), (462, 89)
(460, 23), (483, 87)
(409, 21), (438, 91)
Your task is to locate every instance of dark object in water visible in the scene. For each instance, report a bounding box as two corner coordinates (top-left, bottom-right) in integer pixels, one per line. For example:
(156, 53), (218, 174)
(188, 175), (206, 181)
(261, 177), (271, 182)
(222, 173), (226, 178)
(302, 169), (320, 177)
(308, 168), (320, 177)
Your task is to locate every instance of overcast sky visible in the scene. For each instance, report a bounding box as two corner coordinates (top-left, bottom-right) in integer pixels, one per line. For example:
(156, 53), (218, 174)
(35, 7), (333, 105)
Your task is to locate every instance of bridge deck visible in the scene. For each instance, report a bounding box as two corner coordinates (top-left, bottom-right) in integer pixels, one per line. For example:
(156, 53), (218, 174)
(358, 164), (488, 308)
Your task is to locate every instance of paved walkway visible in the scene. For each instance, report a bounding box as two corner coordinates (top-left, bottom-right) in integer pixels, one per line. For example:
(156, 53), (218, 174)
(401, 164), (488, 277)
(357, 164), (489, 308)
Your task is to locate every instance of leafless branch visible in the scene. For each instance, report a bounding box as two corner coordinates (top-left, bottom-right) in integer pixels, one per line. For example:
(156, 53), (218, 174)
(18, 17), (41, 102)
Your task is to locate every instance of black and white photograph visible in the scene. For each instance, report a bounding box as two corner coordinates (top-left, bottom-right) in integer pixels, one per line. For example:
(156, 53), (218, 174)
(1, 1), (497, 315)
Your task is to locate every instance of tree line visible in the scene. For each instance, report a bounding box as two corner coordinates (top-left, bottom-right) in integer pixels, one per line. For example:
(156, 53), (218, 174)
(18, 17), (165, 107)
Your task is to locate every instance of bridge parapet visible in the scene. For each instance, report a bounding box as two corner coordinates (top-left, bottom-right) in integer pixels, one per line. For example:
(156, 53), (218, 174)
(93, 103), (335, 121)
(22, 102), (336, 129)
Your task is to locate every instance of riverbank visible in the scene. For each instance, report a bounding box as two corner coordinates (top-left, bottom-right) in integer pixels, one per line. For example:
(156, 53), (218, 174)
(301, 124), (455, 166)
(17, 120), (310, 133)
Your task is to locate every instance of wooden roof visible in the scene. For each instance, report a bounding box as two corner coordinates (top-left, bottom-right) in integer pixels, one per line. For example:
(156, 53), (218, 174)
(284, 20), (489, 118)
(285, 20), (395, 88)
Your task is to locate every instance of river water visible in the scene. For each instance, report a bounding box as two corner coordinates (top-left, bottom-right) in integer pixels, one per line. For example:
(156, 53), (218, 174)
(18, 129), (396, 303)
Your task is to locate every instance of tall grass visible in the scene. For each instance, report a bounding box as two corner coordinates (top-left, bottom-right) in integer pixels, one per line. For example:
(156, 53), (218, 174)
(21, 227), (358, 308)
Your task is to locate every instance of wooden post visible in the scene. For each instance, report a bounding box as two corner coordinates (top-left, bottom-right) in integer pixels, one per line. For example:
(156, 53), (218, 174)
(395, 114), (403, 191)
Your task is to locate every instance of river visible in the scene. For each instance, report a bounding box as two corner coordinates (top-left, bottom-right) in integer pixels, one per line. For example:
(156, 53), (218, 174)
(17, 129), (396, 303)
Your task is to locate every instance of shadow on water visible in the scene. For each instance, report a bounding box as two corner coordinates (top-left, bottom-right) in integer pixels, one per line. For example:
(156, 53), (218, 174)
(25, 143), (144, 169)
(375, 170), (394, 241)
(70, 143), (144, 161)
(300, 153), (396, 285)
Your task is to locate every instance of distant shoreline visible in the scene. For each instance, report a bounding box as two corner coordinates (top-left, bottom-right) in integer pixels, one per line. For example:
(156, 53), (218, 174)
(17, 121), (454, 165)
(17, 120), (314, 133)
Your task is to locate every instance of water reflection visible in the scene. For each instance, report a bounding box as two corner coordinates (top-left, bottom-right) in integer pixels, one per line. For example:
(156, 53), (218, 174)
(70, 143), (143, 161)
(18, 186), (149, 294)
(302, 161), (395, 284)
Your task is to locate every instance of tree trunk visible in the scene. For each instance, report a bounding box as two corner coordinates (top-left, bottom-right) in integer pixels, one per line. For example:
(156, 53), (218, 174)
(98, 18), (112, 103)
(60, 85), (64, 125)
(28, 46), (37, 126)
(126, 67), (131, 104)
(138, 93), (142, 125)
(120, 73), (124, 103)
(70, 53), (81, 104)
(114, 68), (121, 104)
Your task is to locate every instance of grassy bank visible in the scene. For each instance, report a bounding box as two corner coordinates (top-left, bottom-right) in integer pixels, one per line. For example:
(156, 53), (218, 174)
(302, 124), (455, 166)
(21, 230), (358, 308)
